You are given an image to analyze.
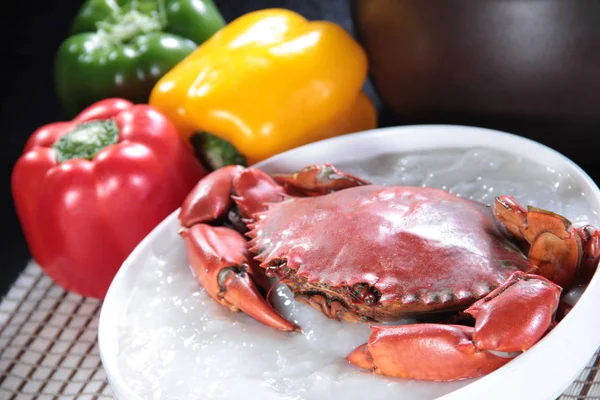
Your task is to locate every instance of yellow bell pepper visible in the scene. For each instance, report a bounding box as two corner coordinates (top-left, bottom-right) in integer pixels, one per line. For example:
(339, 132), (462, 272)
(149, 8), (377, 164)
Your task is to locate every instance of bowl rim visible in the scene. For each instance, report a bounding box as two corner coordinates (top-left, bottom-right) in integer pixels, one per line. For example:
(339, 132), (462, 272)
(99, 123), (600, 400)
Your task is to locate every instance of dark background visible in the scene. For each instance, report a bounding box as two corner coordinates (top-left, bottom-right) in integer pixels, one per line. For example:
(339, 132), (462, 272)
(2, 0), (599, 297)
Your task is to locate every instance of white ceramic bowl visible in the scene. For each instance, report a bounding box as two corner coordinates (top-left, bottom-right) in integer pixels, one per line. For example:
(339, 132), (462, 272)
(99, 125), (600, 400)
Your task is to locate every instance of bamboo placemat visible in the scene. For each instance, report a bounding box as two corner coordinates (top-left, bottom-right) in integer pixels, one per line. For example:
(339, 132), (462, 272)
(1, 261), (599, 399)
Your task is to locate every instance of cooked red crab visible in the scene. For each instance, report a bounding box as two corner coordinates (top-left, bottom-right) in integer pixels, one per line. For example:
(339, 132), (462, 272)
(178, 163), (600, 381)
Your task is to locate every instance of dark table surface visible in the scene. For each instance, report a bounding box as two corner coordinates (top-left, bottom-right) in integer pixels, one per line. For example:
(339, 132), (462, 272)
(2, 0), (599, 298)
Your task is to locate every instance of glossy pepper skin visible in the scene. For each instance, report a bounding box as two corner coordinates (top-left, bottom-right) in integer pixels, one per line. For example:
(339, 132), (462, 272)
(149, 8), (377, 164)
(55, 0), (225, 117)
(11, 98), (207, 299)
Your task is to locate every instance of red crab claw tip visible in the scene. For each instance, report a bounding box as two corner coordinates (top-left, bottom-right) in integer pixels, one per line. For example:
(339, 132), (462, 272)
(220, 269), (300, 332)
(346, 344), (375, 371)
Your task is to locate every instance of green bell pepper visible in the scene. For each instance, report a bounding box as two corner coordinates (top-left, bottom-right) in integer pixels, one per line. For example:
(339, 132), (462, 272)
(54, 0), (225, 117)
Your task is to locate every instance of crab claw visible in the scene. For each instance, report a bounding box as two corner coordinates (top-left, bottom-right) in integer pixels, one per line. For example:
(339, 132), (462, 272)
(465, 271), (561, 352)
(493, 196), (581, 289)
(179, 165), (245, 227)
(180, 223), (299, 332)
(347, 272), (561, 381)
(272, 163), (370, 196)
(347, 325), (511, 381)
(231, 168), (288, 219)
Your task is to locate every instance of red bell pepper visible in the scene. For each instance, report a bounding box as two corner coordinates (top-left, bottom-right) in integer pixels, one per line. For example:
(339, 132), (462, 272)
(11, 98), (207, 298)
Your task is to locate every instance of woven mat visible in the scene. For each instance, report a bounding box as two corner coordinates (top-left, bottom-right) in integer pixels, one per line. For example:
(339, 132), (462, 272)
(1, 262), (599, 400)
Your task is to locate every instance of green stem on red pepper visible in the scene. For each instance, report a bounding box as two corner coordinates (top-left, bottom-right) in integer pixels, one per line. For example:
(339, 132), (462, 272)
(11, 99), (206, 299)
(53, 120), (119, 163)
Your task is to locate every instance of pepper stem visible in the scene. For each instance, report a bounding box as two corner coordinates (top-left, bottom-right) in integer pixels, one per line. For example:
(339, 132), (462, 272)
(156, 0), (168, 30)
(96, 0), (166, 44)
(190, 132), (247, 172)
(53, 119), (119, 163)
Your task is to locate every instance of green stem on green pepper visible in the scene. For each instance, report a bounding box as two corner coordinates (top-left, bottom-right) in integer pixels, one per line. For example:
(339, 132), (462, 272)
(156, 0), (168, 30)
(97, 9), (162, 44)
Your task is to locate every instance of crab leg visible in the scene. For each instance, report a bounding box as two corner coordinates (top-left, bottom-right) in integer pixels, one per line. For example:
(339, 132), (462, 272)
(272, 163), (370, 196)
(576, 225), (600, 284)
(178, 166), (298, 332)
(493, 196), (582, 289)
(347, 272), (561, 381)
(557, 226), (600, 320)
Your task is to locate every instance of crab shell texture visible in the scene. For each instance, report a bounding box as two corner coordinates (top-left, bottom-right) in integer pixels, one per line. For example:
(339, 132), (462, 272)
(247, 184), (534, 322)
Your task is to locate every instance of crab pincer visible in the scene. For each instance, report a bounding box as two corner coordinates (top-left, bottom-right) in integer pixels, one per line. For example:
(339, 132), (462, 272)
(347, 272), (562, 381)
(493, 196), (600, 320)
(492, 196), (582, 289)
(178, 166), (299, 332)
